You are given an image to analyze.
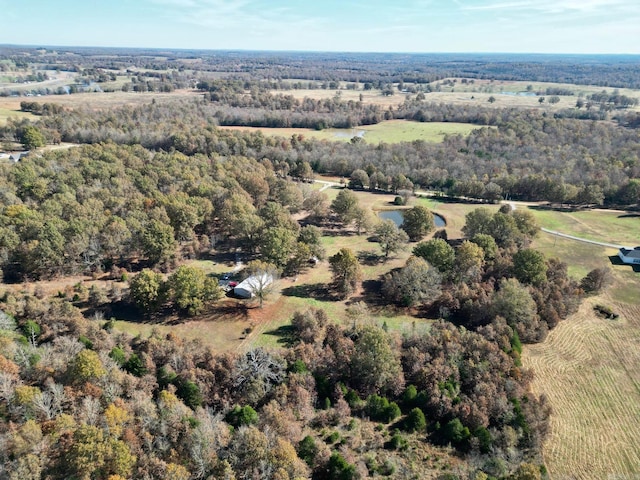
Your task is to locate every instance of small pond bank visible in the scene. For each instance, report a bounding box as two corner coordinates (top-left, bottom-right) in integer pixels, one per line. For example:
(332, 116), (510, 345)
(378, 209), (446, 228)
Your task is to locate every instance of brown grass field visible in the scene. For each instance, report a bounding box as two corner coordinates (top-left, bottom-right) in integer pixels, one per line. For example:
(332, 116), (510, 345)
(523, 208), (640, 479)
(524, 296), (640, 479)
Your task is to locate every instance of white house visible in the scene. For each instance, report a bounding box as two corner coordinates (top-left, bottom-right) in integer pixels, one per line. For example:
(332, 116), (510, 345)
(234, 273), (274, 298)
(618, 247), (640, 265)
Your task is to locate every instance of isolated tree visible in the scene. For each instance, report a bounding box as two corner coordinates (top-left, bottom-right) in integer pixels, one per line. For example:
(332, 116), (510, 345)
(244, 260), (279, 307)
(129, 269), (165, 314)
(349, 169), (369, 189)
(140, 219), (175, 265)
(350, 325), (403, 395)
(329, 248), (362, 298)
(470, 233), (498, 260)
(353, 206), (376, 235)
(303, 190), (330, 221)
(580, 267), (613, 294)
(453, 240), (485, 283)
(19, 125), (46, 150)
(382, 256), (442, 307)
(413, 238), (455, 274)
(331, 189), (359, 225)
(326, 453), (356, 480)
(298, 224), (326, 260)
(374, 219), (409, 259)
(287, 241), (312, 275)
(168, 265), (221, 316)
(405, 407), (427, 432)
(401, 205), (435, 241)
(513, 249), (547, 286)
(259, 226), (297, 268)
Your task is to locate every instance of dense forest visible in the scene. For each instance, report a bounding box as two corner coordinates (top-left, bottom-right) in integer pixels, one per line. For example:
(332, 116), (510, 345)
(3, 46), (640, 88)
(3, 92), (640, 206)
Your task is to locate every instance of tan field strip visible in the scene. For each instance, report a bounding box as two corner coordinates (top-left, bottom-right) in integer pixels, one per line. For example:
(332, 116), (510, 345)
(524, 296), (640, 479)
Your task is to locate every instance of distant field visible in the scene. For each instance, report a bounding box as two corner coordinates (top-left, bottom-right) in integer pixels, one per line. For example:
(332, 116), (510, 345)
(220, 120), (483, 144)
(528, 208), (640, 246)
(0, 107), (36, 125)
(0, 89), (200, 113)
(526, 207), (640, 305)
(276, 87), (406, 108)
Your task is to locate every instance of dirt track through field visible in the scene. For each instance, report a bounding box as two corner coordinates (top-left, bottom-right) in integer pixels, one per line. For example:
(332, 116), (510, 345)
(524, 298), (640, 479)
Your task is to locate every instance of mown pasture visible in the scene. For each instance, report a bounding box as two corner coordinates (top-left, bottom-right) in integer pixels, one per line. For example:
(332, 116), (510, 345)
(219, 120), (483, 144)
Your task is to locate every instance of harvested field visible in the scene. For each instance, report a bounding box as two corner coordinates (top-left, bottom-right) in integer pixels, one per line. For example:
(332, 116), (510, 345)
(219, 120), (482, 144)
(524, 297), (640, 479)
(0, 89), (201, 112)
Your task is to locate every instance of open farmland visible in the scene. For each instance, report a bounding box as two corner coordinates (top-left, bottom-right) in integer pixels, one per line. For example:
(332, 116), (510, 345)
(0, 89), (201, 113)
(219, 120), (483, 144)
(0, 106), (35, 125)
(524, 207), (640, 478)
(524, 298), (640, 479)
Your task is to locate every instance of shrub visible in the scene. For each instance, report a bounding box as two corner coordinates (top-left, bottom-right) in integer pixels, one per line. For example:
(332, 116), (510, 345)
(21, 320), (41, 339)
(325, 431), (340, 443)
(298, 435), (318, 466)
(109, 346), (127, 366)
(404, 407), (426, 432)
(386, 432), (408, 450)
(123, 353), (147, 377)
(594, 304), (619, 319)
(225, 405), (258, 427)
(327, 453), (356, 480)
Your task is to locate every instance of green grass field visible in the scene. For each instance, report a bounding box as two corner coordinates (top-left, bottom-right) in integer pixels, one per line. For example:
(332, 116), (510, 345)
(527, 208), (640, 246)
(526, 206), (640, 305)
(113, 190), (640, 354)
(219, 120), (483, 144)
(0, 107), (35, 125)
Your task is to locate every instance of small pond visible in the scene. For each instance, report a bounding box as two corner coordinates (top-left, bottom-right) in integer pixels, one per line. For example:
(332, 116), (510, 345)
(378, 210), (446, 228)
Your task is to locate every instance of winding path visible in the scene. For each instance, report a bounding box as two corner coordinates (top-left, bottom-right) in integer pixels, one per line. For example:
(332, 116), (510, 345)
(539, 228), (623, 249)
(506, 202), (625, 249)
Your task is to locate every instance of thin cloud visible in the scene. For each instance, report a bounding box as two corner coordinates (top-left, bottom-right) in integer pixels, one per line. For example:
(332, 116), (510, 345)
(460, 0), (635, 14)
(147, 0), (318, 35)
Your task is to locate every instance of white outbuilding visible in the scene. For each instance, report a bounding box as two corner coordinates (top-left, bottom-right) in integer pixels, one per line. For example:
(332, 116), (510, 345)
(234, 273), (274, 298)
(618, 247), (640, 265)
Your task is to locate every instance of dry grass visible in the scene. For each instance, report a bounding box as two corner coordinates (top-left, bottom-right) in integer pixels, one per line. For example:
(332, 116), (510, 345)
(220, 120), (481, 144)
(0, 107), (36, 126)
(276, 88), (407, 107)
(524, 296), (640, 479)
(0, 89), (201, 113)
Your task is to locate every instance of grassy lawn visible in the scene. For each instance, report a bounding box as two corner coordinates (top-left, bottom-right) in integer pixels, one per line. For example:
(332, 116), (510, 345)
(528, 207), (640, 305)
(112, 191), (640, 356)
(527, 208), (640, 246)
(219, 120), (483, 144)
(0, 107), (35, 126)
(358, 120), (483, 143)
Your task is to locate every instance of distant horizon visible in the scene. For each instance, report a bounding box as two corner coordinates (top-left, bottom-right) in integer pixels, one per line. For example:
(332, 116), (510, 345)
(1, 0), (638, 55)
(3, 43), (640, 59)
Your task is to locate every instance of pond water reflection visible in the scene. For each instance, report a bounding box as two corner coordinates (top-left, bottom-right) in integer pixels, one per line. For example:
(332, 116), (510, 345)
(378, 210), (446, 228)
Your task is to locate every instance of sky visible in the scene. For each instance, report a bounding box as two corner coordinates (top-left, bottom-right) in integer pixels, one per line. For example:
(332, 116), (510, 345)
(0, 0), (638, 54)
